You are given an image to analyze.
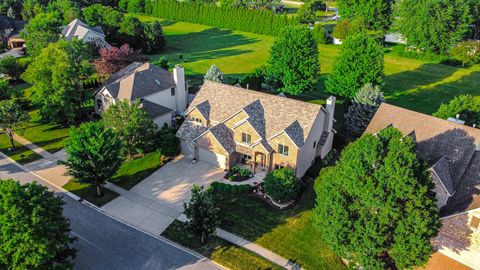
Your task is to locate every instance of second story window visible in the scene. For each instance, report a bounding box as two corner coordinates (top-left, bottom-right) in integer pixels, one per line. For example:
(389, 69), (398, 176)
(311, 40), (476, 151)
(278, 144), (289, 156)
(171, 87), (175, 96)
(241, 133), (252, 144)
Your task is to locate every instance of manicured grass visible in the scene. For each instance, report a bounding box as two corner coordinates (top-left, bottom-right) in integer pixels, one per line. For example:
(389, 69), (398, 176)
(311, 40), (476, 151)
(62, 180), (119, 207)
(110, 151), (164, 190)
(130, 14), (274, 87)
(20, 109), (71, 154)
(162, 220), (283, 270)
(131, 13), (480, 115)
(216, 180), (345, 270)
(0, 135), (43, 164)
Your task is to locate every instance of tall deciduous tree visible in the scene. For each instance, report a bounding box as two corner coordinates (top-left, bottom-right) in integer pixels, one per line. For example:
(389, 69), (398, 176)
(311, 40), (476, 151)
(314, 127), (440, 270)
(433, 95), (480, 127)
(326, 33), (384, 99)
(143, 21), (166, 54)
(22, 39), (93, 125)
(0, 179), (76, 269)
(204, 64), (224, 83)
(63, 121), (124, 197)
(0, 99), (29, 149)
(337, 0), (394, 31)
(345, 83), (384, 136)
(102, 100), (157, 157)
(397, 0), (472, 54)
(23, 12), (62, 57)
(183, 185), (220, 243)
(267, 26), (320, 95)
(47, 0), (81, 24)
(94, 44), (148, 76)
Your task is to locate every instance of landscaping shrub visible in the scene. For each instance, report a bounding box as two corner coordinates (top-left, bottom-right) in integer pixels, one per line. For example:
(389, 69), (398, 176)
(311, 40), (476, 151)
(127, 0), (145, 13)
(240, 65), (266, 91)
(210, 182), (253, 194)
(145, 0), (297, 36)
(156, 124), (180, 157)
(238, 167), (251, 177)
(312, 24), (326, 45)
(264, 168), (300, 202)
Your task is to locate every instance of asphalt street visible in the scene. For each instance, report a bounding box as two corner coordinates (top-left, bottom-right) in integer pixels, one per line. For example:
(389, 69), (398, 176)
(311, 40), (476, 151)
(0, 155), (223, 270)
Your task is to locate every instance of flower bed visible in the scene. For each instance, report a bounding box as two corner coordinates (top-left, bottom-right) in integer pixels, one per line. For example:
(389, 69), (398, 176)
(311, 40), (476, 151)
(224, 165), (253, 182)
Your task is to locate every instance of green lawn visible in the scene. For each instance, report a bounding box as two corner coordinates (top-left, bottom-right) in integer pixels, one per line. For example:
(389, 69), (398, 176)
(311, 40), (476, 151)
(0, 135), (43, 164)
(216, 180), (344, 270)
(162, 220), (283, 270)
(110, 151), (164, 190)
(62, 180), (119, 207)
(20, 109), (71, 154)
(131, 13), (480, 115)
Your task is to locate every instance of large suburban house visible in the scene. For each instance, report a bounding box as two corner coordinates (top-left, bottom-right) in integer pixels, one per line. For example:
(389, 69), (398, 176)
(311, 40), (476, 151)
(365, 103), (480, 269)
(61, 19), (110, 48)
(176, 81), (336, 178)
(94, 62), (187, 128)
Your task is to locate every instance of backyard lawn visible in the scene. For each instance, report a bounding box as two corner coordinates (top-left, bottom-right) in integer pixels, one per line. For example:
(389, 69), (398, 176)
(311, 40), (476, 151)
(216, 179), (344, 270)
(132, 13), (480, 115)
(162, 220), (283, 270)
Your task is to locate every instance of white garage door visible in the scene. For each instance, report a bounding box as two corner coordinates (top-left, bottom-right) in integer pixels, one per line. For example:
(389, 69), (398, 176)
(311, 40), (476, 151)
(198, 148), (226, 169)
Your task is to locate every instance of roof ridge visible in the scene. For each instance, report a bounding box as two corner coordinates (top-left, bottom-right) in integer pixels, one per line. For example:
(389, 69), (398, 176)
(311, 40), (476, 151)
(203, 81), (324, 110)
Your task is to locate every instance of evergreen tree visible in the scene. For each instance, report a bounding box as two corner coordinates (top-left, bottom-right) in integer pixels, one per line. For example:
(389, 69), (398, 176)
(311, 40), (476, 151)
(345, 83), (384, 136)
(63, 121), (124, 197)
(267, 26), (320, 95)
(297, 1), (316, 24)
(22, 39), (94, 125)
(312, 24), (326, 44)
(0, 179), (76, 269)
(397, 0), (472, 54)
(314, 127), (440, 270)
(326, 33), (384, 99)
(102, 100), (158, 157)
(204, 64), (224, 82)
(143, 21), (166, 54)
(183, 185), (220, 243)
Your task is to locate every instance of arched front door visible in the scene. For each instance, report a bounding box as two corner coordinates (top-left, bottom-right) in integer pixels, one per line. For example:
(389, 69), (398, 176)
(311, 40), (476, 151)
(253, 152), (266, 174)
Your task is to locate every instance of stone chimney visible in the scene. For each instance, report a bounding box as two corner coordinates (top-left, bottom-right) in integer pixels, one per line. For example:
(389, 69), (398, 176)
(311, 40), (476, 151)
(325, 96), (336, 131)
(173, 65), (187, 112)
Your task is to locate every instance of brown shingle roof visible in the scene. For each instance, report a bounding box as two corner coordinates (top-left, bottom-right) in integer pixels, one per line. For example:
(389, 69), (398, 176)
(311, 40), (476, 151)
(365, 103), (480, 215)
(185, 81), (323, 147)
(103, 62), (176, 101)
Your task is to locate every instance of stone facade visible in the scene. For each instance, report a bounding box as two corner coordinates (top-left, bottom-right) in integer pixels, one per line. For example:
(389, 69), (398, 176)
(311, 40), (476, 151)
(187, 108), (208, 125)
(268, 133), (298, 170)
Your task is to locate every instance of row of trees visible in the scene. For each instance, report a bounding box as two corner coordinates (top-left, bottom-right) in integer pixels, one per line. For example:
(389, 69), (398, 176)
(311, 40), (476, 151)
(145, 0), (297, 36)
(335, 0), (480, 55)
(83, 4), (166, 54)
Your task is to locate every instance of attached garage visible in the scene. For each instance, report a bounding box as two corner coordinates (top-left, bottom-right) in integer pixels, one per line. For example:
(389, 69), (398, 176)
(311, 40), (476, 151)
(198, 147), (227, 169)
(181, 140), (195, 158)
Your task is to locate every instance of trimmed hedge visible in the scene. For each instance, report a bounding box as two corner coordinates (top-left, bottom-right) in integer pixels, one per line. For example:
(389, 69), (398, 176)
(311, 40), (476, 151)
(145, 0), (298, 36)
(210, 182), (253, 194)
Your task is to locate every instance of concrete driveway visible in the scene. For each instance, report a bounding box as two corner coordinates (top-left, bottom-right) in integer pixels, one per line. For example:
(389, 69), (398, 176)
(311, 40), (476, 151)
(102, 157), (225, 234)
(131, 157), (226, 212)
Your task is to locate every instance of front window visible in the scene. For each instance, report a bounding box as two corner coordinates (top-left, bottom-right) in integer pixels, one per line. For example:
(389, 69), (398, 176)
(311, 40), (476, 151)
(241, 154), (252, 163)
(171, 87), (175, 96)
(241, 133), (252, 144)
(278, 144), (289, 156)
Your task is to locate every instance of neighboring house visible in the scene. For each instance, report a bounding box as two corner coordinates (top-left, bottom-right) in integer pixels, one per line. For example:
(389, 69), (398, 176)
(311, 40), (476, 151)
(176, 81), (336, 178)
(94, 62), (187, 128)
(365, 103), (480, 269)
(0, 15), (26, 49)
(384, 33), (407, 44)
(61, 19), (110, 48)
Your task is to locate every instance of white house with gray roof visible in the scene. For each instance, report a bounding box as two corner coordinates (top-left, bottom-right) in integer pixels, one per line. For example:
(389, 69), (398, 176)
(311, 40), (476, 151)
(177, 81), (336, 178)
(94, 62), (187, 129)
(61, 19), (109, 48)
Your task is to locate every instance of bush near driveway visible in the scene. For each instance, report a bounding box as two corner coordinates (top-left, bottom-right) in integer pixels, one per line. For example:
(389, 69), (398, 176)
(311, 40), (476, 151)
(263, 167), (300, 203)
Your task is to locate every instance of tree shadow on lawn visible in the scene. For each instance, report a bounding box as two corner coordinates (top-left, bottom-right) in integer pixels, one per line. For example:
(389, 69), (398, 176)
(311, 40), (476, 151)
(386, 69), (480, 115)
